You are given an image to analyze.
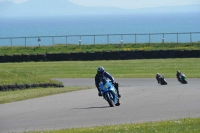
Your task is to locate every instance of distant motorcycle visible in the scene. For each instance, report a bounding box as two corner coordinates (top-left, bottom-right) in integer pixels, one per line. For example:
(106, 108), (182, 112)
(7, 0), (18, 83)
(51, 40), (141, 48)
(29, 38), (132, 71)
(179, 74), (187, 84)
(99, 79), (120, 107)
(158, 76), (167, 85)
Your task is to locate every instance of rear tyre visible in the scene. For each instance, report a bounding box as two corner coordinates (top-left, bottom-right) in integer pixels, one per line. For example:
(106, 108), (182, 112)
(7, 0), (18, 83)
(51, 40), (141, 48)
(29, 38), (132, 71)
(161, 79), (167, 85)
(182, 79), (187, 84)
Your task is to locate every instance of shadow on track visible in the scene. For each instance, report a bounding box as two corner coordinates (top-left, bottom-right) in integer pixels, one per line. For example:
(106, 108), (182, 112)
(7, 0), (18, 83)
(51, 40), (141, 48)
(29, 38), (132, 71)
(73, 106), (110, 109)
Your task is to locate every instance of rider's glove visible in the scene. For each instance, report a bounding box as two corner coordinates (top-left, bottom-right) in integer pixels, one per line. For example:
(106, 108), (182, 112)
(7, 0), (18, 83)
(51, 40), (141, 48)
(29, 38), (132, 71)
(111, 81), (115, 84)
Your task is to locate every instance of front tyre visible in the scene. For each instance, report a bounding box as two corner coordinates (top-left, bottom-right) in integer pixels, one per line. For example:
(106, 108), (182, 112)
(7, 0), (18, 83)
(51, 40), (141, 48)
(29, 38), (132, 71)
(105, 93), (115, 107)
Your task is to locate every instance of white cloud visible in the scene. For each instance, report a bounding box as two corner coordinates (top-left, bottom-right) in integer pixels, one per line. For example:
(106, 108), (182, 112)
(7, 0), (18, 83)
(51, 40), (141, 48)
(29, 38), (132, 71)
(68, 0), (200, 9)
(0, 0), (28, 3)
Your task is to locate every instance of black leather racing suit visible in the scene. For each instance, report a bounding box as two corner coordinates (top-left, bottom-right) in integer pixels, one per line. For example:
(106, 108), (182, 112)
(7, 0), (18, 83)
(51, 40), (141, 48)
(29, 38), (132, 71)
(95, 71), (120, 96)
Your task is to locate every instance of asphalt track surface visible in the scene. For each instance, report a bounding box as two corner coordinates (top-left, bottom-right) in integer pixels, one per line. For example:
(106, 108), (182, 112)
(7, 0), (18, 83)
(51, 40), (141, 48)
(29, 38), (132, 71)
(0, 78), (200, 133)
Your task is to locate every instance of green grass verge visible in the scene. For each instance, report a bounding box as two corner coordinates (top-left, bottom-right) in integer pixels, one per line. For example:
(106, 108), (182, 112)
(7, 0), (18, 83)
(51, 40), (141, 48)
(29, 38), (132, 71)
(25, 118), (200, 133)
(0, 86), (93, 104)
(0, 58), (200, 86)
(0, 42), (200, 55)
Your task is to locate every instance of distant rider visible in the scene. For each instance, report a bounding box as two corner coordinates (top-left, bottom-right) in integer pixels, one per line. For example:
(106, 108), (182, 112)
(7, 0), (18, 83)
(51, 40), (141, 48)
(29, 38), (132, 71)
(176, 70), (182, 82)
(95, 66), (121, 98)
(156, 73), (164, 84)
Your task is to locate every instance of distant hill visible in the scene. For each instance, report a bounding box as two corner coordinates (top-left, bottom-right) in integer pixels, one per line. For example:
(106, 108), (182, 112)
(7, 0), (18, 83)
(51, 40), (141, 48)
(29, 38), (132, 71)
(0, 0), (200, 17)
(134, 4), (200, 13)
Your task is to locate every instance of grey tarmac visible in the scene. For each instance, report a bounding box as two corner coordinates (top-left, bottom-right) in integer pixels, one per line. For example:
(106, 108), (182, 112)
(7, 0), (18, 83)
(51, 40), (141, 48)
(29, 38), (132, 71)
(0, 78), (200, 133)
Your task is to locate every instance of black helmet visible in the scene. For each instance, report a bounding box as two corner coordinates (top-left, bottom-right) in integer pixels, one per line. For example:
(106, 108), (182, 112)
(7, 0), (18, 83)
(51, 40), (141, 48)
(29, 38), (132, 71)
(156, 73), (160, 76)
(177, 70), (180, 74)
(97, 66), (104, 75)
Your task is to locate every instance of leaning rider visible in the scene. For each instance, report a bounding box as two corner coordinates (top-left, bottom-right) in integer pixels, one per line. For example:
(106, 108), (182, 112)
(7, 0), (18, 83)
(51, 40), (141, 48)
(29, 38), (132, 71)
(176, 70), (182, 82)
(156, 73), (164, 84)
(95, 66), (121, 98)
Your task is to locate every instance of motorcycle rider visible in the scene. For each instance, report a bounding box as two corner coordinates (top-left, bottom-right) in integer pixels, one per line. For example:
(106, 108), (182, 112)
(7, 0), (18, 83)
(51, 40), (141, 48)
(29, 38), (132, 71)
(95, 66), (121, 98)
(176, 70), (182, 82)
(156, 73), (164, 84)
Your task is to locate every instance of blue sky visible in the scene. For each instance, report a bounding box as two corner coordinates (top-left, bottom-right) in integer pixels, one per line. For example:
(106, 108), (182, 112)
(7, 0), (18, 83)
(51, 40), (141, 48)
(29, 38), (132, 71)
(1, 0), (200, 9)
(0, 0), (200, 17)
(68, 0), (200, 9)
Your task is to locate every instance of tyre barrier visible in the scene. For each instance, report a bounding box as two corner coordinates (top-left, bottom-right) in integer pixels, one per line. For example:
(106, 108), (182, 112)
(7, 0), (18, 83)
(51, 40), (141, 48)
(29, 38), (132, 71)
(135, 51), (144, 59)
(86, 52), (96, 60)
(102, 51), (113, 60)
(4, 55), (13, 62)
(167, 50), (176, 58)
(111, 51), (120, 60)
(0, 55), (4, 62)
(94, 52), (103, 60)
(29, 54), (38, 61)
(0, 50), (200, 63)
(142, 51), (151, 59)
(0, 83), (64, 91)
(21, 54), (29, 62)
(36, 54), (46, 61)
(70, 52), (79, 61)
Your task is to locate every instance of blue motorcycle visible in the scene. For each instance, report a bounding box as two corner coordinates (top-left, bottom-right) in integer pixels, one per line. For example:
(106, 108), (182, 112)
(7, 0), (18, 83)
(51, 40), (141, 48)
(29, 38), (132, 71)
(99, 79), (120, 107)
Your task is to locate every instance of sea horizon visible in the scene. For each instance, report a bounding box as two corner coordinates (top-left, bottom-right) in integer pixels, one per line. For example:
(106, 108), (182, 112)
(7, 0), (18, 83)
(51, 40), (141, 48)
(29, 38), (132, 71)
(0, 13), (200, 46)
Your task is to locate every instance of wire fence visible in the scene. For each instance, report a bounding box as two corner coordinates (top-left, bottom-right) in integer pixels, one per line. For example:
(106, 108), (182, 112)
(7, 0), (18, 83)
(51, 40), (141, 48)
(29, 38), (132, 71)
(0, 32), (200, 47)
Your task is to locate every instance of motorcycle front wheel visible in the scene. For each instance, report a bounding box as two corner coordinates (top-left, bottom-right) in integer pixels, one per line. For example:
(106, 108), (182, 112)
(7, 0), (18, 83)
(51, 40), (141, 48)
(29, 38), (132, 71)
(105, 93), (115, 107)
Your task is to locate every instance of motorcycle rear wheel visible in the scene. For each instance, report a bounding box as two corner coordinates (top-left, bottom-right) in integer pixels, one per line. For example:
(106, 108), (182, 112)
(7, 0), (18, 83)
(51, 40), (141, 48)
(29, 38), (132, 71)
(182, 79), (188, 84)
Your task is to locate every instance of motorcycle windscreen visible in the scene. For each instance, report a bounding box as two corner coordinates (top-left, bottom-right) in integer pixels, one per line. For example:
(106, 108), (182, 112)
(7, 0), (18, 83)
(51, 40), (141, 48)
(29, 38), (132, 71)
(102, 82), (111, 90)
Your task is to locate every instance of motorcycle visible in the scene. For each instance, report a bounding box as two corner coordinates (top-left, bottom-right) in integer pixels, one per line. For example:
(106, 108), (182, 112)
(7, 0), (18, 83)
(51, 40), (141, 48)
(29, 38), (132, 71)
(158, 76), (167, 85)
(99, 79), (120, 107)
(179, 74), (187, 84)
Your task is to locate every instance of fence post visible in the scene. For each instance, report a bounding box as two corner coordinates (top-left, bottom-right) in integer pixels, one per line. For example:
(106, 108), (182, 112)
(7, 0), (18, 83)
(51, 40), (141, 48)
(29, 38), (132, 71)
(38, 37), (41, 47)
(66, 36), (68, 46)
(52, 36), (54, 45)
(177, 33), (178, 43)
(25, 37), (26, 47)
(162, 33), (165, 43)
(79, 35), (82, 45)
(107, 34), (109, 44)
(121, 34), (123, 44)
(10, 38), (12, 47)
(94, 35), (96, 45)
(149, 33), (150, 44)
(135, 34), (137, 44)
(190, 32), (192, 43)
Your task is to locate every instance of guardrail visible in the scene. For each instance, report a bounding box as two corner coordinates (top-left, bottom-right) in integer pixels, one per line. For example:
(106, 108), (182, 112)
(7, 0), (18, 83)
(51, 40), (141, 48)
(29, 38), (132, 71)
(0, 32), (200, 47)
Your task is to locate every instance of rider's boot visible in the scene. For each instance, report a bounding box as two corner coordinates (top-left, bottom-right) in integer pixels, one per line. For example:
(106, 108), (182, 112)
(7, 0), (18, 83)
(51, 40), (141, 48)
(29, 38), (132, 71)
(115, 99), (120, 106)
(97, 87), (102, 96)
(98, 91), (102, 96)
(117, 92), (121, 98)
(114, 82), (121, 98)
(116, 87), (121, 98)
